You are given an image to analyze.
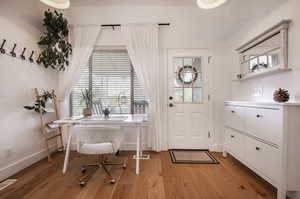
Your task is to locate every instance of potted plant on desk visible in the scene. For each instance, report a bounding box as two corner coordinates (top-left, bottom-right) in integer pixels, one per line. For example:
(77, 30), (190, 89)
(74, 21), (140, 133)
(80, 89), (93, 117)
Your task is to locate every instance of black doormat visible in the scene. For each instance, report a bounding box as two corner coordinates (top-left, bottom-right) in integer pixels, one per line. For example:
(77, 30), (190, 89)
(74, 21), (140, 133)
(169, 149), (219, 164)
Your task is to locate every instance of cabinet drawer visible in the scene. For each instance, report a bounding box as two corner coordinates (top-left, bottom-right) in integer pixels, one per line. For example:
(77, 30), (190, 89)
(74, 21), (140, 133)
(245, 136), (280, 183)
(245, 107), (282, 146)
(224, 106), (245, 132)
(225, 128), (245, 160)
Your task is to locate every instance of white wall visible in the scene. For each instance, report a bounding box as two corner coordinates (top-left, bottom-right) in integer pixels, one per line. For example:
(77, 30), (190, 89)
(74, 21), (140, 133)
(66, 6), (233, 151)
(0, 13), (58, 181)
(229, 0), (300, 102)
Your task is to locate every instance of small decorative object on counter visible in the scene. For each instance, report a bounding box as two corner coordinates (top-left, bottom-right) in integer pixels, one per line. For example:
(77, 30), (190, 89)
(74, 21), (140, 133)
(273, 88), (290, 103)
(103, 108), (110, 118)
(236, 74), (243, 79)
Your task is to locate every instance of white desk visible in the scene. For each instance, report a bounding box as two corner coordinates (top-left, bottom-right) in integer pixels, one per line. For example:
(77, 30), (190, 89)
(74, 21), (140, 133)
(54, 114), (149, 175)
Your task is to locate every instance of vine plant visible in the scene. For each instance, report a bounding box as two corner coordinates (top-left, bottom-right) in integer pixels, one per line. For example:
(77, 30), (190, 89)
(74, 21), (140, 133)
(38, 10), (72, 71)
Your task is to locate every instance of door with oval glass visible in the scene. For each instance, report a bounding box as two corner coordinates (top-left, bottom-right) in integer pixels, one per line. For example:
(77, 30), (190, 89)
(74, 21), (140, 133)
(167, 49), (210, 149)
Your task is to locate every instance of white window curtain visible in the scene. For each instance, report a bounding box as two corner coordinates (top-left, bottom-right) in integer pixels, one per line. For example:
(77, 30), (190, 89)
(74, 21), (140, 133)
(123, 23), (164, 152)
(58, 25), (101, 117)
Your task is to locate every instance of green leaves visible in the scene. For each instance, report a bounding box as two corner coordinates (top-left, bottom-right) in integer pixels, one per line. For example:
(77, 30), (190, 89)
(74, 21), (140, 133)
(80, 89), (93, 108)
(38, 9), (72, 71)
(24, 90), (54, 114)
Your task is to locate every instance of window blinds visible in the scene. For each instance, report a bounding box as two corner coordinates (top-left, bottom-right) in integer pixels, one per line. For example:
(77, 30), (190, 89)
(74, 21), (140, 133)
(70, 50), (146, 116)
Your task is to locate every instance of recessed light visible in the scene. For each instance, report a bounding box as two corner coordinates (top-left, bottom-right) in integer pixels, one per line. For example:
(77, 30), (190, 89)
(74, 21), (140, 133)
(40, 0), (70, 9)
(197, 0), (227, 9)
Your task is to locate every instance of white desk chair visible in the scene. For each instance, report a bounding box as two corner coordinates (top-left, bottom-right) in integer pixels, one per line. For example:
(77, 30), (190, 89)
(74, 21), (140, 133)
(75, 125), (126, 187)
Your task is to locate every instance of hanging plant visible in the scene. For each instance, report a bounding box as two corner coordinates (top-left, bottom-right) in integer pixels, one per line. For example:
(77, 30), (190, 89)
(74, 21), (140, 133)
(38, 10), (72, 71)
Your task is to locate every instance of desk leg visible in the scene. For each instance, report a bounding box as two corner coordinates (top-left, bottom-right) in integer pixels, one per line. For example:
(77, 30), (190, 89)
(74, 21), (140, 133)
(140, 127), (143, 157)
(133, 126), (150, 160)
(63, 125), (73, 174)
(136, 126), (141, 175)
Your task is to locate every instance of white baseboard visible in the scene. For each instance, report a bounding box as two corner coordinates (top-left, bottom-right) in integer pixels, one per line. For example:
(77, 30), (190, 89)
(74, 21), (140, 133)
(209, 144), (223, 152)
(120, 143), (151, 151)
(53, 142), (221, 153)
(0, 145), (57, 182)
(70, 142), (150, 152)
(70, 143), (77, 151)
(287, 191), (300, 199)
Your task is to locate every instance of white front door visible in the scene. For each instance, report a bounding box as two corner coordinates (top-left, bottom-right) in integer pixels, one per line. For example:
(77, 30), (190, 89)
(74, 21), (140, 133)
(167, 49), (210, 149)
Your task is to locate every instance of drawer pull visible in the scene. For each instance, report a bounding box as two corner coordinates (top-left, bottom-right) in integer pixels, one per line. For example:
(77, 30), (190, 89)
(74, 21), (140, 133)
(231, 110), (235, 113)
(255, 147), (260, 151)
(256, 114), (262, 118)
(230, 135), (235, 138)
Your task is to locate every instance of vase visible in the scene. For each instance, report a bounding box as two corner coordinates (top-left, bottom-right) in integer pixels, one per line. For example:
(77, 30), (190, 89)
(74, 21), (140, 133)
(83, 108), (92, 117)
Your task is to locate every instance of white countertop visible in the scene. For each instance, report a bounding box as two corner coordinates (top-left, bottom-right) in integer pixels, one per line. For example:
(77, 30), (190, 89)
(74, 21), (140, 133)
(224, 101), (300, 106)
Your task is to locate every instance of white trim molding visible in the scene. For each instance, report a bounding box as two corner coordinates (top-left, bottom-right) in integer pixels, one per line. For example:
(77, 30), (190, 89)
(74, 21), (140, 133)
(0, 145), (57, 182)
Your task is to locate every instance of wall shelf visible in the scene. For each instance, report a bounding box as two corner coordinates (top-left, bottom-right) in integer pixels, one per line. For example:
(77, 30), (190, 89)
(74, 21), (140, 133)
(233, 67), (292, 81)
(235, 20), (291, 81)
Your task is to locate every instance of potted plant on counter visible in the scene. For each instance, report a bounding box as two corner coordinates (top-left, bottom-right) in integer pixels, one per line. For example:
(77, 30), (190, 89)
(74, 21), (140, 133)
(80, 89), (93, 117)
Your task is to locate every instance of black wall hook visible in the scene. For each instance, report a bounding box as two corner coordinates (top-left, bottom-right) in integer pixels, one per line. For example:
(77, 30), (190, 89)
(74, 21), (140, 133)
(29, 51), (34, 63)
(10, 43), (16, 57)
(20, 47), (26, 60)
(36, 54), (41, 64)
(0, 39), (6, 54)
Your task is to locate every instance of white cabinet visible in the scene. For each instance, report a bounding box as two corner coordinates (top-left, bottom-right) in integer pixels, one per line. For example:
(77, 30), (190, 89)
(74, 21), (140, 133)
(245, 136), (280, 182)
(224, 105), (245, 132)
(224, 128), (245, 161)
(224, 101), (300, 199)
(245, 107), (282, 146)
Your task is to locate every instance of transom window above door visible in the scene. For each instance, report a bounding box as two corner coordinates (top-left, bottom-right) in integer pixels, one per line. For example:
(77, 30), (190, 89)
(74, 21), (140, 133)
(173, 57), (203, 103)
(70, 49), (147, 116)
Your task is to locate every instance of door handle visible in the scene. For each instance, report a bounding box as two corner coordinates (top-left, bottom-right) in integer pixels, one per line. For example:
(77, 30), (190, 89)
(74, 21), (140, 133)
(169, 103), (174, 107)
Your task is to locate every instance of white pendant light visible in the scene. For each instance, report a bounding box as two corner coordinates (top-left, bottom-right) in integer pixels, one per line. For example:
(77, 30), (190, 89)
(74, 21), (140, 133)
(40, 0), (70, 9)
(197, 0), (227, 9)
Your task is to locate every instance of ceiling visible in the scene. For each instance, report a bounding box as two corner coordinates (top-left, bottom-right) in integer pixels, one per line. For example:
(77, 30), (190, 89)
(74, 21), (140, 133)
(67, 0), (287, 41)
(70, 0), (197, 7)
(0, 0), (287, 42)
(70, 0), (285, 8)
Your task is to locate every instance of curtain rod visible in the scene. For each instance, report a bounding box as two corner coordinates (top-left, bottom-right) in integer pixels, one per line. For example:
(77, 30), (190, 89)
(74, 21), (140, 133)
(101, 23), (170, 28)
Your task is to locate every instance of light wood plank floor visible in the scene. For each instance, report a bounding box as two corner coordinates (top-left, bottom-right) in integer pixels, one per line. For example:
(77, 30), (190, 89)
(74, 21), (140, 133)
(0, 151), (276, 199)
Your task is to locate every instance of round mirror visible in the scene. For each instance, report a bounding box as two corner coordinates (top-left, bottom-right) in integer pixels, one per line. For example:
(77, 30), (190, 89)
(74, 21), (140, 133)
(177, 65), (198, 85)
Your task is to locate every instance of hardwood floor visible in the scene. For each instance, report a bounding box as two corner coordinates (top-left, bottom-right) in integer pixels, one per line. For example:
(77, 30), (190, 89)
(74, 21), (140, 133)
(0, 151), (276, 199)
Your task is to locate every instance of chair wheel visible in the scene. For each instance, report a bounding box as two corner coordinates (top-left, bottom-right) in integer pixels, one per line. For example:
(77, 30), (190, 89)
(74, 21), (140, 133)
(80, 168), (87, 173)
(79, 181), (86, 187)
(110, 179), (116, 184)
(122, 164), (127, 169)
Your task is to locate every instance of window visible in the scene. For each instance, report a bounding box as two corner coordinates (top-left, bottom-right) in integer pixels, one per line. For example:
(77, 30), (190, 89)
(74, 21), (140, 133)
(70, 49), (147, 116)
(173, 57), (203, 103)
